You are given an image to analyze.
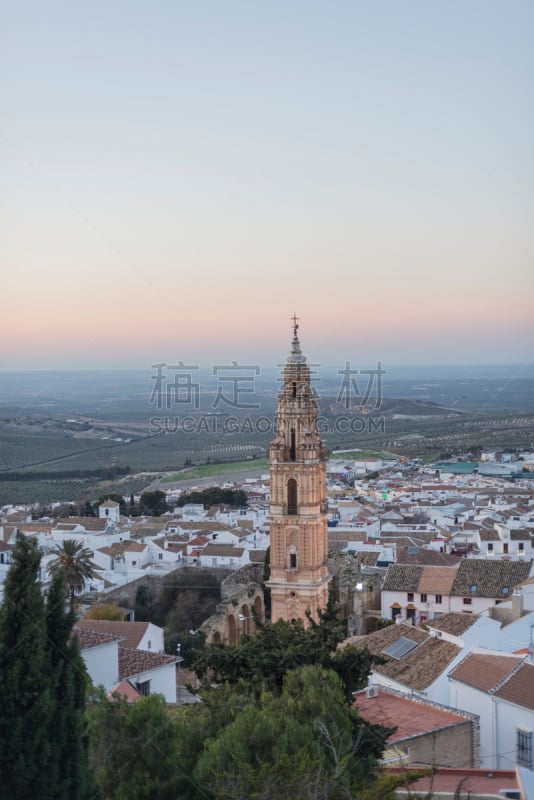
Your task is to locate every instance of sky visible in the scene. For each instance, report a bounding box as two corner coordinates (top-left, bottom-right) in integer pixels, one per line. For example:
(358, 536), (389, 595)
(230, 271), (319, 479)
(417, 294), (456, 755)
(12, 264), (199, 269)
(2, 1), (533, 371)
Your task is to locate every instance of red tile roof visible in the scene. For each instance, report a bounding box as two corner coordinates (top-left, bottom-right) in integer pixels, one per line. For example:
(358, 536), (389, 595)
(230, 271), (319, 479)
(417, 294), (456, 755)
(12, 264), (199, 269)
(353, 689), (471, 744)
(118, 646), (176, 679)
(73, 626), (122, 650)
(387, 767), (519, 797)
(494, 660), (534, 711)
(448, 652), (524, 692)
(76, 620), (150, 649)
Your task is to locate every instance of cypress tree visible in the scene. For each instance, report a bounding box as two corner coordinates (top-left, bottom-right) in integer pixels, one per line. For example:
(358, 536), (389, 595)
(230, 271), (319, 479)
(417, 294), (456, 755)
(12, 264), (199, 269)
(46, 572), (91, 800)
(0, 533), (52, 800)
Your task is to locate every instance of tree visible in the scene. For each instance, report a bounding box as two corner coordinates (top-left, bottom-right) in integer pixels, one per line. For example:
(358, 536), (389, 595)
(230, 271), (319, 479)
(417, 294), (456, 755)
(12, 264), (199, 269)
(0, 533), (92, 800)
(88, 693), (185, 800)
(48, 539), (98, 611)
(98, 492), (126, 513)
(194, 666), (395, 800)
(139, 490), (168, 516)
(192, 602), (372, 700)
(84, 603), (124, 621)
(0, 533), (52, 799)
(46, 572), (93, 799)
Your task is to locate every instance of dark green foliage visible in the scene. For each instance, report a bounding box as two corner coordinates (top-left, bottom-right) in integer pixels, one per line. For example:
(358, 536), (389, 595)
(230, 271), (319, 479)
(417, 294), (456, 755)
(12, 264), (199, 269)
(46, 574), (92, 799)
(48, 539), (98, 610)
(98, 492), (127, 512)
(192, 599), (374, 700)
(0, 534), (52, 800)
(88, 667), (396, 800)
(87, 693), (187, 800)
(139, 489), (168, 515)
(0, 533), (91, 800)
(176, 487), (248, 508)
(164, 629), (206, 666)
(154, 570), (221, 630)
(133, 583), (154, 622)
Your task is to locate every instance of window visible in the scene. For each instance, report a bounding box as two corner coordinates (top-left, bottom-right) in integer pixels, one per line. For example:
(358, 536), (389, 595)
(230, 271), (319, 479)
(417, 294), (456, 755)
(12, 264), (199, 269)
(287, 479), (297, 515)
(517, 729), (532, 769)
(289, 553), (297, 569)
(135, 680), (151, 697)
(470, 584), (477, 593)
(435, 594), (442, 604)
(290, 429), (296, 461)
(488, 543), (493, 552)
(391, 606), (401, 621)
(132, 560), (137, 567)
(519, 542), (524, 552)
(158, 553), (163, 560)
(420, 593), (427, 603)
(407, 593), (414, 602)
(463, 597), (472, 605)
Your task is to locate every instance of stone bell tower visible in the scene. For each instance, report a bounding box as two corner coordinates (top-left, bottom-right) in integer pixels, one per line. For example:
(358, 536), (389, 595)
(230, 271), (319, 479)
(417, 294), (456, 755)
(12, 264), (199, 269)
(267, 317), (330, 624)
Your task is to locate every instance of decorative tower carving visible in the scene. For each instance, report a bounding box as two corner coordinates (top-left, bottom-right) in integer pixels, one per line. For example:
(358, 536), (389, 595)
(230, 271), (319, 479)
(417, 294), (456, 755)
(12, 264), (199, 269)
(267, 318), (330, 624)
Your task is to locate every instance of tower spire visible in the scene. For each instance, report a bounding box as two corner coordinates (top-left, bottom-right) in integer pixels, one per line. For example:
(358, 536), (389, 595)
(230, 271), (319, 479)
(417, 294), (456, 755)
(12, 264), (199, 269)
(267, 322), (330, 625)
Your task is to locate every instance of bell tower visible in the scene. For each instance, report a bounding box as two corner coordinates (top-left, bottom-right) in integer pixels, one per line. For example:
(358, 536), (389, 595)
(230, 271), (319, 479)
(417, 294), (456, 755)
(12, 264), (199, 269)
(267, 317), (330, 624)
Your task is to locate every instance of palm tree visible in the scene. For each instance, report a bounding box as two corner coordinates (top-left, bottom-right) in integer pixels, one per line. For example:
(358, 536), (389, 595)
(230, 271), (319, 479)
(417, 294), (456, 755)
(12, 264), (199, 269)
(47, 539), (97, 611)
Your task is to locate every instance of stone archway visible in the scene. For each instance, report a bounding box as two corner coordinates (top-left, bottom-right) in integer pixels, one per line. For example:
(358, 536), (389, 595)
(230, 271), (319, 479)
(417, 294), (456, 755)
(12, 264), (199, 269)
(212, 631), (221, 644)
(227, 614), (237, 645)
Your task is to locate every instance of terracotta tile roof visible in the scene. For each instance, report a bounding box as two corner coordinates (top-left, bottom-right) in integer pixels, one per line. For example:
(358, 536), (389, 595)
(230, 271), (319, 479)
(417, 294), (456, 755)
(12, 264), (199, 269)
(77, 620), (150, 649)
(387, 767), (519, 796)
(73, 625), (122, 650)
(448, 652), (524, 692)
(100, 500), (120, 508)
(97, 544), (127, 557)
(201, 544), (245, 558)
(396, 547), (459, 566)
(419, 566), (458, 595)
(382, 565), (424, 592)
(340, 622), (427, 655)
(478, 528), (500, 541)
(353, 689), (470, 743)
(426, 612), (479, 637)
(450, 558), (531, 598)
(57, 517), (109, 531)
(109, 680), (143, 703)
(375, 638), (460, 691)
(510, 528), (532, 541)
(118, 646), (176, 679)
(124, 543), (147, 553)
(494, 661), (534, 710)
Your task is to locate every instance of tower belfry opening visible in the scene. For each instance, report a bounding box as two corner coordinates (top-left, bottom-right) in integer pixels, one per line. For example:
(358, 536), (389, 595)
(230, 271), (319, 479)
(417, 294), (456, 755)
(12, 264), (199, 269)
(266, 318), (330, 624)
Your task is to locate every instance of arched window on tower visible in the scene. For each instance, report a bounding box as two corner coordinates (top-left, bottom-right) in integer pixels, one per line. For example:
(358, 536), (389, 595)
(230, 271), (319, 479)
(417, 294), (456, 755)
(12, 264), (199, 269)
(292, 381), (297, 398)
(288, 547), (298, 570)
(290, 428), (296, 461)
(287, 479), (297, 515)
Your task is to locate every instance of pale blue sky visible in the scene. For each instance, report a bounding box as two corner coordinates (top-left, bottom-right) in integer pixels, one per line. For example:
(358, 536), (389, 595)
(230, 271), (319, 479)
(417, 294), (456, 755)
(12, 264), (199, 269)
(2, 1), (533, 368)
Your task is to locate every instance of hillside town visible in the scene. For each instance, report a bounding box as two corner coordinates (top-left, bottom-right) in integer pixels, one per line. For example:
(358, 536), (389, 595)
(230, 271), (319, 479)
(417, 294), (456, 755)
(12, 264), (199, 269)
(3, 444), (534, 796)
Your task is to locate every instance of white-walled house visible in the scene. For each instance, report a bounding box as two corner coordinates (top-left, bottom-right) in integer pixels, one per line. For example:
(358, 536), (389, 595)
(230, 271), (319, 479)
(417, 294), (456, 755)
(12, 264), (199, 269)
(449, 650), (534, 772)
(76, 620), (165, 653)
(381, 559), (532, 626)
(199, 544), (249, 569)
(118, 647), (177, 703)
(75, 621), (177, 703)
(98, 500), (121, 523)
(75, 626), (121, 691)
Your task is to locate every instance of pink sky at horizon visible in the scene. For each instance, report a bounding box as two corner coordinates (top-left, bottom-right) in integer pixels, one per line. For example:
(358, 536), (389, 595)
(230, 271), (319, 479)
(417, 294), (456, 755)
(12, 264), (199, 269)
(2, 2), (533, 370)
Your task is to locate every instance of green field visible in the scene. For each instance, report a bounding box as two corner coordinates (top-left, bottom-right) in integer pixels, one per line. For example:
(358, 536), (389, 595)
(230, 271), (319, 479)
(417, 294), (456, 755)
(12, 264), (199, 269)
(330, 450), (394, 460)
(161, 458), (269, 483)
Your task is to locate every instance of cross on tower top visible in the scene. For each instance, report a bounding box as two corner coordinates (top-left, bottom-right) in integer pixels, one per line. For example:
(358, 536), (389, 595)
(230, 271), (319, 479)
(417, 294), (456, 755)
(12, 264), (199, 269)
(291, 314), (300, 338)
